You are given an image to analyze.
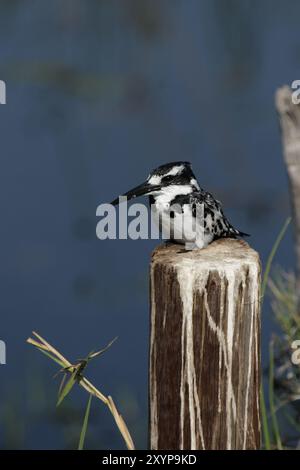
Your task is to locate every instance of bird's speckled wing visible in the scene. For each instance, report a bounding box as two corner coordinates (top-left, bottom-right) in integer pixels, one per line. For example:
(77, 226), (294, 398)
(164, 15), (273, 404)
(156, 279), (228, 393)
(170, 191), (249, 240)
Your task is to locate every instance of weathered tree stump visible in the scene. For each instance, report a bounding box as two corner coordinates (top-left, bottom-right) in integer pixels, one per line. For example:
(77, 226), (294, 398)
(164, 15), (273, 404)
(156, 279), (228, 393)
(149, 239), (261, 450)
(276, 85), (300, 307)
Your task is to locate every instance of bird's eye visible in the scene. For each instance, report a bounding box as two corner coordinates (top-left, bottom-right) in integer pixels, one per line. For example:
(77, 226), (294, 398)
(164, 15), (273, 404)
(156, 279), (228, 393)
(163, 175), (173, 182)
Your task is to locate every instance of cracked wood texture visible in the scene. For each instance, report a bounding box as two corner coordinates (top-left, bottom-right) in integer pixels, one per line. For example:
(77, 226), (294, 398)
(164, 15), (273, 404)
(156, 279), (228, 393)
(149, 239), (261, 450)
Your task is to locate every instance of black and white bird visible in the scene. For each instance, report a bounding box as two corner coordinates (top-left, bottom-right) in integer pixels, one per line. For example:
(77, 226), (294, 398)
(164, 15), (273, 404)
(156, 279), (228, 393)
(111, 161), (249, 249)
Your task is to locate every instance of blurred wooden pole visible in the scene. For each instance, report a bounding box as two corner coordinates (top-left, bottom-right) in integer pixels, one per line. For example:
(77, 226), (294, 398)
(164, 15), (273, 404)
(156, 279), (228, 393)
(276, 85), (300, 307)
(149, 239), (261, 450)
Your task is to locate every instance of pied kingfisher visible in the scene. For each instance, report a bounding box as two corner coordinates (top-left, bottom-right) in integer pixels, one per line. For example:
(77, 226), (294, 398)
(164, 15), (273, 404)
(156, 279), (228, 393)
(111, 161), (249, 249)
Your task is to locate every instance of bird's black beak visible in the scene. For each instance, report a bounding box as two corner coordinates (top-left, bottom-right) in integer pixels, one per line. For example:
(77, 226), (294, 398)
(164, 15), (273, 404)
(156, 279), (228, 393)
(111, 181), (161, 206)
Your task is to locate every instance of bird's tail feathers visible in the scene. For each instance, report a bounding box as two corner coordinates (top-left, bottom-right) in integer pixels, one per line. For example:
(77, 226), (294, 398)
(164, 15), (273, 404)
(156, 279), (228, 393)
(229, 226), (250, 238)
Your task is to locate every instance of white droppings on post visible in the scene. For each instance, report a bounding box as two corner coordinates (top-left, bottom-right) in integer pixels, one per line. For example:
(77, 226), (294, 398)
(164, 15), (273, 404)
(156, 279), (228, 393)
(175, 246), (259, 449)
(242, 262), (260, 449)
(177, 264), (205, 450)
(149, 239), (261, 450)
(243, 288), (254, 449)
(149, 268), (158, 450)
(217, 279), (224, 414)
(162, 305), (167, 330)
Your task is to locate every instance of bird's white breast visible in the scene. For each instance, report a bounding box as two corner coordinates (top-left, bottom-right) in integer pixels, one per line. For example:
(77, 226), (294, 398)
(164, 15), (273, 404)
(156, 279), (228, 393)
(150, 186), (213, 249)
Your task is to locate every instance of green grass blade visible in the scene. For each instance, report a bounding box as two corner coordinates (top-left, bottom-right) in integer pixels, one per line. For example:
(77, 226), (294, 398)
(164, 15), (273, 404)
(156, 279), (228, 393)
(88, 336), (118, 360)
(78, 394), (93, 450)
(260, 383), (271, 449)
(39, 348), (66, 368)
(261, 217), (291, 300)
(57, 372), (77, 407)
(260, 217), (291, 450)
(268, 339), (282, 450)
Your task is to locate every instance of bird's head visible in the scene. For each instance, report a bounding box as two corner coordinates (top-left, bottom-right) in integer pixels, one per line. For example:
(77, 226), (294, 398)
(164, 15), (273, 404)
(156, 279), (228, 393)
(111, 161), (200, 205)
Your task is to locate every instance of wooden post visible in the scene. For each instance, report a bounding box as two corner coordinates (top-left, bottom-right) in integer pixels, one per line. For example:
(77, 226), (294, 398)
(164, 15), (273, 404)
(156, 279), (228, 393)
(275, 85), (300, 307)
(149, 239), (261, 450)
